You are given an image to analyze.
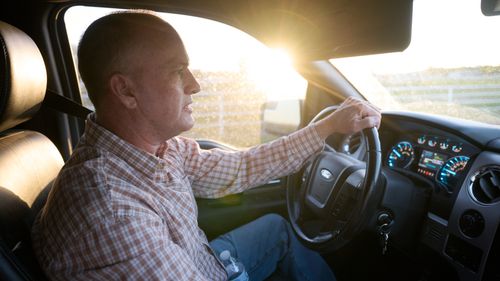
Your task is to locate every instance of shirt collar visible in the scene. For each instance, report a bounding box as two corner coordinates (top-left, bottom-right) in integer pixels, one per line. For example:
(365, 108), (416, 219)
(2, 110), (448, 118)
(82, 113), (167, 177)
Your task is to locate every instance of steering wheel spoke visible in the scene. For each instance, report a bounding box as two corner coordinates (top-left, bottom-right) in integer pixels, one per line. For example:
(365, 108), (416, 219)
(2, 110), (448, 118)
(303, 151), (364, 216)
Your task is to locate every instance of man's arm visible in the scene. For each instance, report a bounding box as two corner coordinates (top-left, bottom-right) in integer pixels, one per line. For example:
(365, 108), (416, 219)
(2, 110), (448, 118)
(181, 125), (324, 198)
(182, 97), (381, 199)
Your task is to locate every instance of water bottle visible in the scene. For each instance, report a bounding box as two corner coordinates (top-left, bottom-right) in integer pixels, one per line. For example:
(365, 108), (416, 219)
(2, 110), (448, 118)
(219, 250), (249, 281)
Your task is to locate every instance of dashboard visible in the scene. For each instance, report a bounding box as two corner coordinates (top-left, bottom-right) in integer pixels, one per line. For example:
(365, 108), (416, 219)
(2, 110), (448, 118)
(376, 112), (500, 281)
(386, 133), (476, 195)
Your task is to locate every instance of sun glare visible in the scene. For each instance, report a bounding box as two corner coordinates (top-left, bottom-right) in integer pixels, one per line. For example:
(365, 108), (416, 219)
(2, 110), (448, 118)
(245, 48), (306, 100)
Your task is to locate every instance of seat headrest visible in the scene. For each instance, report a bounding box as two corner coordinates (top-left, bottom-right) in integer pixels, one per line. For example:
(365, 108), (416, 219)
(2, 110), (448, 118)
(0, 21), (47, 132)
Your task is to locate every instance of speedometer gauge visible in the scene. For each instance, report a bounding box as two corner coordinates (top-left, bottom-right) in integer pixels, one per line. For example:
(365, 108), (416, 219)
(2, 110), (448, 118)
(437, 156), (470, 193)
(387, 141), (414, 169)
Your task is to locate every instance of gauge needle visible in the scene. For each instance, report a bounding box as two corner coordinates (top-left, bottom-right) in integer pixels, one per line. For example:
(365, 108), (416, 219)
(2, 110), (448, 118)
(392, 149), (401, 158)
(443, 168), (456, 176)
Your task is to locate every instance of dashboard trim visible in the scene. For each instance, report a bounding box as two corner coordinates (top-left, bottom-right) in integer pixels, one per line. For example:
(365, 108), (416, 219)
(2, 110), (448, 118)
(383, 111), (500, 152)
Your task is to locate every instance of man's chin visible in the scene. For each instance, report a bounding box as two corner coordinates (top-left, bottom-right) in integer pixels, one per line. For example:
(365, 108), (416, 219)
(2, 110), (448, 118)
(180, 118), (195, 132)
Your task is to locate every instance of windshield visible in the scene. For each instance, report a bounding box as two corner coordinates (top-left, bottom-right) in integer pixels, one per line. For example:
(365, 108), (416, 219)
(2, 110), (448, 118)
(330, 0), (500, 125)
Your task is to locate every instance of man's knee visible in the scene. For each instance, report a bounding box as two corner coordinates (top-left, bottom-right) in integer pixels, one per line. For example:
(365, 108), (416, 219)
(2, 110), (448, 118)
(258, 214), (288, 228)
(260, 213), (285, 222)
(257, 214), (293, 240)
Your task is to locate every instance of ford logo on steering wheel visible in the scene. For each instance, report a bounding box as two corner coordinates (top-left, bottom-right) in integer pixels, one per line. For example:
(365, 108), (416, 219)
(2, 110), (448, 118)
(320, 168), (333, 181)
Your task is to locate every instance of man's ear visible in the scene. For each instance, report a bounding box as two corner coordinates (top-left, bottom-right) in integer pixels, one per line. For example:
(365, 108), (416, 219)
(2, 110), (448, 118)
(108, 73), (137, 109)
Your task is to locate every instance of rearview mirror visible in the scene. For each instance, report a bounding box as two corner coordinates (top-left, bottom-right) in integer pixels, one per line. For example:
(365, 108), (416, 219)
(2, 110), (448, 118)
(482, 0), (500, 15)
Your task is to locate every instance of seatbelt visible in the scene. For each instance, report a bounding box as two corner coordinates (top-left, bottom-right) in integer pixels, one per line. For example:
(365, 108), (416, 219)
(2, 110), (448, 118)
(42, 90), (92, 119)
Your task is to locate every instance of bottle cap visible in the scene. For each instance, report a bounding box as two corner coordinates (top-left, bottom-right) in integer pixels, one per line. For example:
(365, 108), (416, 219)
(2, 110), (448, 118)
(219, 250), (230, 261)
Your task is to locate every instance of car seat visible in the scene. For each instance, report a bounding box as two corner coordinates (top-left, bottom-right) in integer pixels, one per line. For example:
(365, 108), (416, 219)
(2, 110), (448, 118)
(0, 20), (64, 281)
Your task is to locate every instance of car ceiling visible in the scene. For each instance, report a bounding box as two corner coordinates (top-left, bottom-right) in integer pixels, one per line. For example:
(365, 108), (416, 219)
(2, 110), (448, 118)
(45, 0), (413, 61)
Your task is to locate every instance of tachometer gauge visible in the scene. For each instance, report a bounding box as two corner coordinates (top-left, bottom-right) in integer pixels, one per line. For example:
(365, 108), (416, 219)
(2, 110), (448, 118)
(387, 141), (414, 169)
(437, 156), (470, 193)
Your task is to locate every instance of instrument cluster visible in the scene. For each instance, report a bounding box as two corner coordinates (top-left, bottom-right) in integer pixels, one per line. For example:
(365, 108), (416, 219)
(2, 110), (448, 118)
(386, 134), (472, 193)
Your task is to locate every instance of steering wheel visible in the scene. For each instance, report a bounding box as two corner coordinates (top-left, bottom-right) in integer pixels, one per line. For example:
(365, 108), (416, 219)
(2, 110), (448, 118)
(287, 106), (382, 250)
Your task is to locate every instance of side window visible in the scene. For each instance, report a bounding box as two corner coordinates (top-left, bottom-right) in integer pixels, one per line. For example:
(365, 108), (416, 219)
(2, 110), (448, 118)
(65, 7), (307, 147)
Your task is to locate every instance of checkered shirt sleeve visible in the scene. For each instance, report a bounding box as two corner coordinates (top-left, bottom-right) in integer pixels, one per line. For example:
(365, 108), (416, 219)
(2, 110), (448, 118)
(176, 125), (324, 198)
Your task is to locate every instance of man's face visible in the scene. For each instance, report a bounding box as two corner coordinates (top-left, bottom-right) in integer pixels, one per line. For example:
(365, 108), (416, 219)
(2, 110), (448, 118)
(127, 32), (200, 141)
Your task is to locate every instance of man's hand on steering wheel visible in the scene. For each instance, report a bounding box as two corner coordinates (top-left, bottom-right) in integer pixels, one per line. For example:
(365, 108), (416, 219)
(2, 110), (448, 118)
(314, 97), (381, 138)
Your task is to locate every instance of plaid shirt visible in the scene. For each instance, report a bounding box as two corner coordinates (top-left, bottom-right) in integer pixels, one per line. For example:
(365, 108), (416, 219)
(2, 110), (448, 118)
(32, 114), (324, 280)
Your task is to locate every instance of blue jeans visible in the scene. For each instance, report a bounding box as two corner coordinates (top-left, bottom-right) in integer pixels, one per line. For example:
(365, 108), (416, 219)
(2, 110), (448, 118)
(209, 214), (336, 281)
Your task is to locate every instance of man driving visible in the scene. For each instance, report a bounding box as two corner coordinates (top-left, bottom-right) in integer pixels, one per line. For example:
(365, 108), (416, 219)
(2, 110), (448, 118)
(32, 11), (381, 281)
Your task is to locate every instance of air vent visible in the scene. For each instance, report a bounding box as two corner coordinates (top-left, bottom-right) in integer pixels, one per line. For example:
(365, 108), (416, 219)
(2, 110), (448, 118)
(428, 225), (446, 241)
(469, 166), (500, 204)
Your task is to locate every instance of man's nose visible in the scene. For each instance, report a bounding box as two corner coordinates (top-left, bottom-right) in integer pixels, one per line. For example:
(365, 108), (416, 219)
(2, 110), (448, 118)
(186, 69), (201, 95)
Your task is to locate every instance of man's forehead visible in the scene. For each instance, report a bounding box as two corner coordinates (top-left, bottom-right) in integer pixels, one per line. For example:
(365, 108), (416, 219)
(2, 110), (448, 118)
(159, 41), (189, 66)
(167, 56), (188, 65)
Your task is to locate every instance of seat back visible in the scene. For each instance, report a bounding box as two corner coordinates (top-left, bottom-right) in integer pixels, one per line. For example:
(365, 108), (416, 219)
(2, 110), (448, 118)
(0, 20), (64, 281)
